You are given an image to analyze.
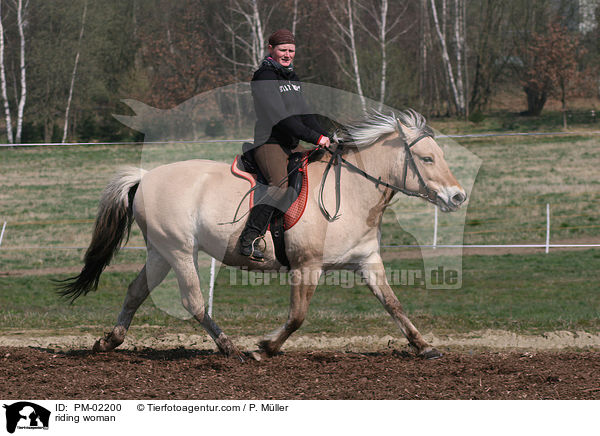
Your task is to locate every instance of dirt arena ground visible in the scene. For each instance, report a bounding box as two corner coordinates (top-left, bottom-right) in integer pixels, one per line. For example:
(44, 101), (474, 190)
(1, 346), (598, 400)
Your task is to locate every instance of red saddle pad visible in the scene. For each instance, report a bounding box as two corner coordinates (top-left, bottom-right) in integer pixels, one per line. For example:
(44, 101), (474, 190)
(231, 153), (309, 230)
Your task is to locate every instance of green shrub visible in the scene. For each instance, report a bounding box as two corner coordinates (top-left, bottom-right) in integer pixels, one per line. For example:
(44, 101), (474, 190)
(468, 110), (486, 123)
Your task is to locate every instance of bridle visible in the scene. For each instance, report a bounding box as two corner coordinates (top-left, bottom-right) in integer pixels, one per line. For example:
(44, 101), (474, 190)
(318, 120), (437, 221)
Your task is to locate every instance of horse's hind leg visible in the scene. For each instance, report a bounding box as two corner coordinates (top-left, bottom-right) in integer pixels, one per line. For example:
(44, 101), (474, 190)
(93, 247), (170, 352)
(258, 266), (322, 357)
(170, 253), (244, 361)
(359, 255), (442, 359)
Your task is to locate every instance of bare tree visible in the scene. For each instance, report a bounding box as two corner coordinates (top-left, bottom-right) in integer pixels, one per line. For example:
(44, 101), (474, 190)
(62, 0), (87, 143)
(468, 0), (510, 113)
(429, 0), (466, 115)
(327, 0), (366, 112)
(215, 0), (273, 72)
(0, 0), (13, 143)
(356, 0), (409, 110)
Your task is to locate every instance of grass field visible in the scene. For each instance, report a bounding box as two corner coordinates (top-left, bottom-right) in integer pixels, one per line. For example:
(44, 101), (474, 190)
(1, 118), (599, 337)
(0, 250), (598, 336)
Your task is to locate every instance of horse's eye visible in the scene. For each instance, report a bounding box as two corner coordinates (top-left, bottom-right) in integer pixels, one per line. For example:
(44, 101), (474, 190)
(422, 156), (434, 163)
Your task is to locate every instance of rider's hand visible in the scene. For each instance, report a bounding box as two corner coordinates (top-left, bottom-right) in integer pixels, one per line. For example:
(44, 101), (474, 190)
(317, 136), (331, 149)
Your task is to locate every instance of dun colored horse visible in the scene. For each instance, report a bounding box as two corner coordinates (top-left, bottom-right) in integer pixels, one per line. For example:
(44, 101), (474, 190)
(58, 110), (466, 360)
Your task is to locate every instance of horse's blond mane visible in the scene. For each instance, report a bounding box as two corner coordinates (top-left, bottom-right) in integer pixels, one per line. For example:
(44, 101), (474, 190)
(338, 109), (433, 148)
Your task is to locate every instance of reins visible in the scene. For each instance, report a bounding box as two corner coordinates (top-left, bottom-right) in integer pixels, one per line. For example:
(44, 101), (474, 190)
(318, 121), (435, 221)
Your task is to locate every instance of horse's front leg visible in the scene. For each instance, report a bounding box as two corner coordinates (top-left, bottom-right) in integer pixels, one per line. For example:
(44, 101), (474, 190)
(257, 265), (323, 357)
(359, 254), (442, 359)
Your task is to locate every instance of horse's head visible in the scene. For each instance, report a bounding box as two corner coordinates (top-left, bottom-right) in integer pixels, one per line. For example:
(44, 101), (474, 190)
(394, 111), (466, 212)
(344, 109), (467, 212)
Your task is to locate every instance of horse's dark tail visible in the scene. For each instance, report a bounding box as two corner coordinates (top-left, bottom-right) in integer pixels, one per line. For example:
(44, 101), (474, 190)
(55, 167), (147, 303)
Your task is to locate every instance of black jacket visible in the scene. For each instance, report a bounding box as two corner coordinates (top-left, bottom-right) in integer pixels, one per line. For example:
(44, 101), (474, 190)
(251, 58), (328, 151)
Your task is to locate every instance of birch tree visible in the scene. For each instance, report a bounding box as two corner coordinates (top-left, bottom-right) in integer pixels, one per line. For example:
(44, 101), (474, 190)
(429, 0), (466, 115)
(215, 0), (272, 71)
(291, 0), (299, 35)
(356, 0), (409, 110)
(453, 0), (466, 117)
(62, 0), (87, 143)
(0, 0), (27, 143)
(327, 0), (366, 112)
(11, 0), (26, 143)
(0, 0), (13, 143)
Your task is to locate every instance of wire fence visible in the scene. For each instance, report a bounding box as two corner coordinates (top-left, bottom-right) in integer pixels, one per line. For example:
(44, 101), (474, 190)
(1, 129), (600, 148)
(1, 203), (599, 252)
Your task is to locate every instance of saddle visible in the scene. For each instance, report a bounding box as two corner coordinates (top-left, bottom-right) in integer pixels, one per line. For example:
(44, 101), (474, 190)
(231, 143), (315, 266)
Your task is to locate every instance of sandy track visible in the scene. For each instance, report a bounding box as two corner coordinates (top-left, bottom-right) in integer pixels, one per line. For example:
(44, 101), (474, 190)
(1, 329), (598, 352)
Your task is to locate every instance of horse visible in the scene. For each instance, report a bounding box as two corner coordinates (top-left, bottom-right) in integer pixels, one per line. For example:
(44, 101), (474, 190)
(57, 109), (467, 360)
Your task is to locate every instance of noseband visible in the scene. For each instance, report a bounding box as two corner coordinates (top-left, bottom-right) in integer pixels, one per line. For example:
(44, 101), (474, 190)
(318, 121), (436, 221)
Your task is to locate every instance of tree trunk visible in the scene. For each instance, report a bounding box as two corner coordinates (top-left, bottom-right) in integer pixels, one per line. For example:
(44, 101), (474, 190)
(524, 85), (547, 116)
(291, 0), (299, 35)
(430, 0), (465, 115)
(230, 7), (242, 134)
(63, 0), (88, 143)
(461, 0), (468, 118)
(0, 0), (13, 143)
(454, 0), (466, 117)
(15, 0), (26, 144)
(418, 0), (427, 109)
(561, 80), (567, 130)
(44, 118), (53, 144)
(251, 0), (265, 68)
(377, 0), (388, 111)
(346, 0), (366, 112)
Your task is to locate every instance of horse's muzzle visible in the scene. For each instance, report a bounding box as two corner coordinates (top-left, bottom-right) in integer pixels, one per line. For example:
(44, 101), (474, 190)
(437, 186), (467, 212)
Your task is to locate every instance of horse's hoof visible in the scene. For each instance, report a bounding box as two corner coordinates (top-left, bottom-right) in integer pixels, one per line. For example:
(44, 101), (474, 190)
(258, 340), (280, 357)
(92, 338), (111, 353)
(92, 326), (126, 352)
(249, 350), (263, 361)
(419, 348), (443, 360)
(215, 334), (245, 362)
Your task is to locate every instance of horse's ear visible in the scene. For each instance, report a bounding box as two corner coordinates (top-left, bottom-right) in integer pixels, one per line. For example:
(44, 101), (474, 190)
(395, 118), (410, 142)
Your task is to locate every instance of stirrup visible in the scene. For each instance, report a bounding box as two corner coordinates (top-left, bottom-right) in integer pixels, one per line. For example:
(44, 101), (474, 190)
(249, 235), (267, 261)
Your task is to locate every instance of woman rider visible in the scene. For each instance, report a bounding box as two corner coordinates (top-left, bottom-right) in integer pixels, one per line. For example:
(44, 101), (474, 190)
(238, 29), (331, 260)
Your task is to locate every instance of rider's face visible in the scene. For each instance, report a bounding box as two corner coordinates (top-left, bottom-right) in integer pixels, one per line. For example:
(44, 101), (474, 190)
(268, 44), (295, 67)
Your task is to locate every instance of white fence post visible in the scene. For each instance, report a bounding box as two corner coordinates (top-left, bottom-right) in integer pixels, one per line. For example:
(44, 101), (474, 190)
(545, 203), (550, 254)
(0, 222), (6, 247)
(208, 257), (216, 318)
(433, 206), (438, 249)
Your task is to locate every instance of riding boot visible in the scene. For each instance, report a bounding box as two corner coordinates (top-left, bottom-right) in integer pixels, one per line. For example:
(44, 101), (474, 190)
(238, 203), (276, 260)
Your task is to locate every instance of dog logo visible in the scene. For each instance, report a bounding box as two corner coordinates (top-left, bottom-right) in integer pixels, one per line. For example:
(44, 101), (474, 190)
(3, 402), (50, 433)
